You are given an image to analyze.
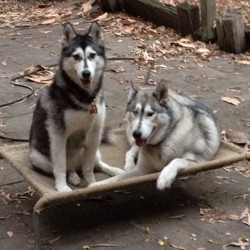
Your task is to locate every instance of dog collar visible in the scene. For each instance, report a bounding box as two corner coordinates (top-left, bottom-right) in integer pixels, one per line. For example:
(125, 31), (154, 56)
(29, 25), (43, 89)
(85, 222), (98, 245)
(90, 99), (98, 114)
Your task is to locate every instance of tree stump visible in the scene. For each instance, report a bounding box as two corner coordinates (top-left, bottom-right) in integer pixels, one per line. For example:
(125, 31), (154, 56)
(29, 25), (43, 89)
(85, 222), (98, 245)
(177, 2), (200, 37)
(216, 12), (246, 54)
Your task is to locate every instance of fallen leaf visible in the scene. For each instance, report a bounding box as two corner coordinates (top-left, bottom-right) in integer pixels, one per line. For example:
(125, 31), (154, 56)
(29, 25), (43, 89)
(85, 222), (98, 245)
(170, 243), (186, 250)
(236, 60), (250, 65)
(91, 244), (117, 248)
(168, 214), (186, 219)
(60, 11), (72, 20)
(226, 241), (249, 248)
(48, 235), (61, 244)
(83, 246), (90, 250)
(7, 231), (14, 238)
(158, 240), (165, 246)
(41, 18), (56, 25)
(109, 66), (125, 73)
(224, 130), (249, 144)
(221, 96), (241, 106)
(171, 39), (196, 49)
(93, 12), (108, 22)
(0, 215), (11, 220)
(80, 0), (95, 13)
(195, 48), (210, 55)
(25, 75), (53, 84)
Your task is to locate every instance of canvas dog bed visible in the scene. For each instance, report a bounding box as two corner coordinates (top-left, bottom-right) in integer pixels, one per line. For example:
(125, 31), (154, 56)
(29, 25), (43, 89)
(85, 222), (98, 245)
(0, 129), (250, 213)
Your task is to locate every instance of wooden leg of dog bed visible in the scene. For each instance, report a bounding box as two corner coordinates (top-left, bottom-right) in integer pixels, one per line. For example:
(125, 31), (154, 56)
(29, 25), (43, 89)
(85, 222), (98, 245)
(33, 210), (42, 250)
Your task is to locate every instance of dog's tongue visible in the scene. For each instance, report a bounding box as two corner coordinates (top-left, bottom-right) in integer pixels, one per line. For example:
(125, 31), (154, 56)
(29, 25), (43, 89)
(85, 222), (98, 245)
(82, 79), (91, 89)
(135, 139), (146, 147)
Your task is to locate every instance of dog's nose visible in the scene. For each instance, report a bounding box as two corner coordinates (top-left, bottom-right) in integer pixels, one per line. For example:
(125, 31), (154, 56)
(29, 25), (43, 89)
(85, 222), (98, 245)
(82, 70), (91, 79)
(133, 130), (141, 139)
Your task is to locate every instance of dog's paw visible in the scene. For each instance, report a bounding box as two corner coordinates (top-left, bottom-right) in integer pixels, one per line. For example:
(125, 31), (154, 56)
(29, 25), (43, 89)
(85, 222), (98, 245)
(56, 185), (72, 192)
(156, 171), (176, 190)
(68, 172), (81, 186)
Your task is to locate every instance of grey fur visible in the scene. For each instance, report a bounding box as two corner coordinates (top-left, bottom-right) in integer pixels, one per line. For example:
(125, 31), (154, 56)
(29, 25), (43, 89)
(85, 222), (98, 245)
(91, 79), (221, 190)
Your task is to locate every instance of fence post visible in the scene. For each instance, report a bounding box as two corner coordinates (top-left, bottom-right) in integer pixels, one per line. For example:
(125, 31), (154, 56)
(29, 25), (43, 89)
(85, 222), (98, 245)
(200, 0), (216, 41)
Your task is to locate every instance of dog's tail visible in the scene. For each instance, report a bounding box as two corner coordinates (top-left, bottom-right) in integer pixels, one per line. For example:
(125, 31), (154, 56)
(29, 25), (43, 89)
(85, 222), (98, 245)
(101, 126), (116, 144)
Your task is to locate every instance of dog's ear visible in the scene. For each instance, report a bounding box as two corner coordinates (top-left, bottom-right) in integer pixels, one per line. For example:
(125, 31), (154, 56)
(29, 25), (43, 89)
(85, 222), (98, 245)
(154, 79), (169, 102)
(128, 81), (138, 101)
(88, 22), (104, 45)
(62, 22), (77, 46)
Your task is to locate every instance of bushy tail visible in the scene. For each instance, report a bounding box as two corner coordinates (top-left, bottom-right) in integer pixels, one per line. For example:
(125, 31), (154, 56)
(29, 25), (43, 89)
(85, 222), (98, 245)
(101, 126), (116, 144)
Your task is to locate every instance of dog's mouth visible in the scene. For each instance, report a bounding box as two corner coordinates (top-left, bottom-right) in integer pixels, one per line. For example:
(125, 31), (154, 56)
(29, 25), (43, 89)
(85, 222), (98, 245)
(135, 139), (147, 147)
(81, 79), (92, 89)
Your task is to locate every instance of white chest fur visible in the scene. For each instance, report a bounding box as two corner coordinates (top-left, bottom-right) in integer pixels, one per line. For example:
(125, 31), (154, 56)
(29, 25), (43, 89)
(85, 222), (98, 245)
(64, 102), (105, 136)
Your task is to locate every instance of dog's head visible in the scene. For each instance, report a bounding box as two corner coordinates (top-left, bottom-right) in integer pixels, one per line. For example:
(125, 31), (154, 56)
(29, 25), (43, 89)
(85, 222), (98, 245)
(60, 22), (106, 91)
(126, 79), (174, 147)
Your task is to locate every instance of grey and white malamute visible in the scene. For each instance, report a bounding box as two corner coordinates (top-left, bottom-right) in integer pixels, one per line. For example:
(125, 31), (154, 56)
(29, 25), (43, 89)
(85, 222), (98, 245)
(91, 79), (221, 190)
(29, 22), (124, 192)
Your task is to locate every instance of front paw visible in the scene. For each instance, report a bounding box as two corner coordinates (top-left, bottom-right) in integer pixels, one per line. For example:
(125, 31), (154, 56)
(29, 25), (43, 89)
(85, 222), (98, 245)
(68, 172), (81, 186)
(156, 171), (175, 190)
(56, 184), (72, 192)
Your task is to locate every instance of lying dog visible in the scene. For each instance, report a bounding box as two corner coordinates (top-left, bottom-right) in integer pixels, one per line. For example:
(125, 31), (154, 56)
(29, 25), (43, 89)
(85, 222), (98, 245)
(91, 79), (221, 190)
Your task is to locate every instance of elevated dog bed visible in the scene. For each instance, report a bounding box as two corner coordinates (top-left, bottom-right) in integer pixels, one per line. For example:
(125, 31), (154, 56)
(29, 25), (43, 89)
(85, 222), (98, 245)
(1, 129), (250, 213)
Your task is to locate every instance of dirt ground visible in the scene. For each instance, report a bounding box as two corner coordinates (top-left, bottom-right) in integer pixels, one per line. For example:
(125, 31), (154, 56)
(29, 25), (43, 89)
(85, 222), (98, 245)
(0, 1), (249, 250)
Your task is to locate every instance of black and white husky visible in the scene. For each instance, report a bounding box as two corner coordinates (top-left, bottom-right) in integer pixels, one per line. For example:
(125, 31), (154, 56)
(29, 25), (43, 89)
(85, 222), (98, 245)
(91, 79), (221, 190)
(29, 22), (124, 192)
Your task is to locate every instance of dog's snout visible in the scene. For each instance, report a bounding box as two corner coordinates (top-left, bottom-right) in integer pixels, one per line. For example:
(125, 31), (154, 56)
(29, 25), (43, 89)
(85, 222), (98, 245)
(133, 130), (142, 139)
(82, 70), (91, 79)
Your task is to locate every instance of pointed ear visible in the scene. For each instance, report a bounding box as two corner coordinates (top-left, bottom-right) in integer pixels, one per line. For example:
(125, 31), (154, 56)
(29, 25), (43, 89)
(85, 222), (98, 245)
(62, 22), (77, 47)
(128, 81), (138, 101)
(87, 22), (104, 45)
(154, 79), (169, 102)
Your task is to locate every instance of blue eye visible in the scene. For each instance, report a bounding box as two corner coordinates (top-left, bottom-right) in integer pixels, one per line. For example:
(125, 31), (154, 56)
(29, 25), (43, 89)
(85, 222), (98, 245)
(73, 54), (81, 60)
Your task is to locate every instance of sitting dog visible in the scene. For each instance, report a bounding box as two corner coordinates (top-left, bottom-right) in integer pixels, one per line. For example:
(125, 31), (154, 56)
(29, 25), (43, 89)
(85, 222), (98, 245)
(29, 22), (124, 192)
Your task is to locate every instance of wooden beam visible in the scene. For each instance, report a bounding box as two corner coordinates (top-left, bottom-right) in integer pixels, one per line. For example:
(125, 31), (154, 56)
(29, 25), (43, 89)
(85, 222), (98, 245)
(102, 0), (179, 30)
(216, 12), (246, 54)
(177, 2), (200, 37)
(200, 0), (216, 41)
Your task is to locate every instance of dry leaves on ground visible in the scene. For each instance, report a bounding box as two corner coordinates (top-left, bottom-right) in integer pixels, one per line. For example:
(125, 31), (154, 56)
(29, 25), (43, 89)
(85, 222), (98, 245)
(23, 64), (55, 85)
(0, 186), (35, 205)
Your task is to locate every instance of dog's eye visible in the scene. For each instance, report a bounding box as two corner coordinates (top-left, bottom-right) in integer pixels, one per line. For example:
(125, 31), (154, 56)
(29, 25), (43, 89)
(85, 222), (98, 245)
(73, 54), (81, 61)
(147, 111), (155, 117)
(89, 53), (96, 59)
(133, 110), (138, 116)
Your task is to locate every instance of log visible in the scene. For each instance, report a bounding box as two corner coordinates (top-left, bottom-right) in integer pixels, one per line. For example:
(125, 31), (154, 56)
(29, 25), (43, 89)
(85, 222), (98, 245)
(216, 12), (246, 54)
(101, 0), (179, 30)
(177, 2), (200, 37)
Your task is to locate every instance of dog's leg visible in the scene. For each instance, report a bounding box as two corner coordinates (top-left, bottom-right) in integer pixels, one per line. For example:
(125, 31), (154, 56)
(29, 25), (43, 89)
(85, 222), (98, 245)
(95, 150), (125, 176)
(91, 153), (153, 187)
(81, 142), (99, 185)
(90, 166), (148, 187)
(124, 146), (138, 172)
(67, 149), (82, 186)
(50, 133), (72, 192)
(156, 158), (196, 190)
